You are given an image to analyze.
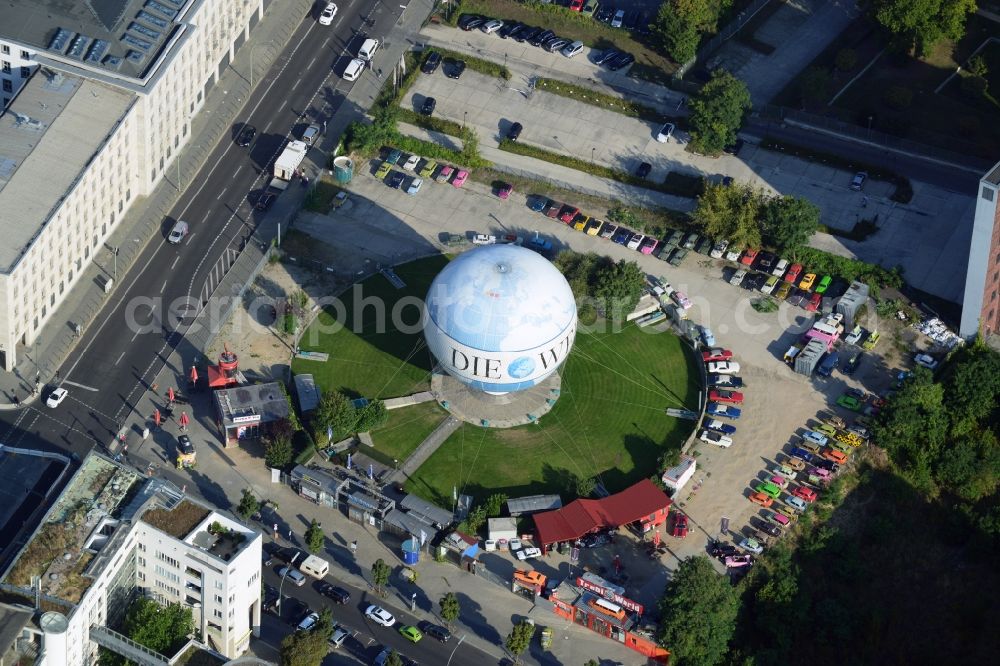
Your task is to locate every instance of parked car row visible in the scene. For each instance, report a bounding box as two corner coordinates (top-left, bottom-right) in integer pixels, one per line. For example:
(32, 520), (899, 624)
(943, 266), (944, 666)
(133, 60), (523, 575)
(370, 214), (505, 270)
(526, 195), (659, 255)
(374, 147), (475, 194)
(420, 50), (467, 79)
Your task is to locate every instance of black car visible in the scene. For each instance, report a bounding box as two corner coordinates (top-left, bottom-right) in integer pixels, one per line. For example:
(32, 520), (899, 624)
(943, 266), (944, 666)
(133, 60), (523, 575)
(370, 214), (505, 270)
(514, 26), (540, 43)
(262, 585), (279, 613)
(813, 458), (839, 472)
(282, 598), (308, 625)
(623, 9), (640, 30)
(607, 52), (635, 71)
(743, 273), (766, 291)
(723, 139), (745, 156)
(458, 14), (486, 31)
(751, 518), (782, 538)
(445, 59), (466, 79)
(498, 22), (521, 38)
(236, 124), (256, 147)
(709, 540), (739, 559)
(319, 583), (351, 604)
(387, 171), (405, 189)
(422, 623), (452, 642)
(756, 251), (777, 271)
(255, 191), (275, 211)
(420, 97), (436, 116)
(636, 11), (652, 33)
(595, 49), (620, 65)
(529, 29), (555, 47)
(507, 122), (523, 141)
(421, 51), (441, 74)
(636, 162), (651, 178)
(596, 5), (615, 21)
(843, 352), (864, 375)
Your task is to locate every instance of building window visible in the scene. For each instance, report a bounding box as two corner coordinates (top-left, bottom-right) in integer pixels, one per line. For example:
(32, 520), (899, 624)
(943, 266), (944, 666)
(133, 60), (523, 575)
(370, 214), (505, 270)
(984, 186), (996, 202)
(1, 61), (8, 73)
(21, 50), (29, 59)
(993, 290), (997, 302)
(20, 66), (29, 78)
(0, 46), (8, 55)
(2, 80), (11, 93)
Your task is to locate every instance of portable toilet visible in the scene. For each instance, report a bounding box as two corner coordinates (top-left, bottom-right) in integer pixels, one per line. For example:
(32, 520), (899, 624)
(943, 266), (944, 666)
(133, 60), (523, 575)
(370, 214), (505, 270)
(333, 156), (354, 183)
(401, 538), (420, 565)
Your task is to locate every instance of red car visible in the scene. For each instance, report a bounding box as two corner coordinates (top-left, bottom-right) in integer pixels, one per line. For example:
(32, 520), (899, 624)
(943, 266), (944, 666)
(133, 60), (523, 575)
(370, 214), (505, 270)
(740, 248), (759, 266)
(701, 348), (733, 362)
(709, 389), (744, 404)
(670, 512), (689, 538)
(784, 263), (803, 284)
(790, 485), (818, 502)
(558, 205), (579, 224)
(805, 292), (822, 312)
(569, 0), (585, 9)
(545, 202), (563, 219)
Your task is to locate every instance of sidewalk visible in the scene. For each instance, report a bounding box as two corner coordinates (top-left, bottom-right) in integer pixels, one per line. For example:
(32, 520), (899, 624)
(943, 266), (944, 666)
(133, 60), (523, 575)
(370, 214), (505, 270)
(0, 0), (316, 407)
(397, 121), (698, 213)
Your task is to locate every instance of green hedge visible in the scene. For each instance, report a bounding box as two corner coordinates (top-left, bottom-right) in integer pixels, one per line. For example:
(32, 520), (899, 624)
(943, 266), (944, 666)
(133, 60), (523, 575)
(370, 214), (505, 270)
(535, 78), (678, 125)
(292, 429), (317, 467)
(497, 139), (704, 199)
(396, 107), (466, 138)
(761, 136), (913, 204)
(430, 47), (511, 80)
(792, 247), (904, 291)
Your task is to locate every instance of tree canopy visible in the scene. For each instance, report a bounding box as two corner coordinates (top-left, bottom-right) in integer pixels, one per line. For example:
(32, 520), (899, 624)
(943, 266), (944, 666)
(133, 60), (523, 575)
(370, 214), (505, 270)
(371, 558), (392, 596)
(688, 70), (751, 155)
(657, 556), (740, 665)
(761, 195), (821, 253)
(305, 519), (325, 554)
(314, 390), (358, 443)
(505, 621), (535, 663)
(279, 628), (328, 666)
(872, 0), (976, 57)
(439, 591), (460, 627)
(236, 488), (259, 522)
(101, 599), (193, 665)
(652, 0), (731, 63)
(693, 182), (763, 249)
(554, 251), (645, 319)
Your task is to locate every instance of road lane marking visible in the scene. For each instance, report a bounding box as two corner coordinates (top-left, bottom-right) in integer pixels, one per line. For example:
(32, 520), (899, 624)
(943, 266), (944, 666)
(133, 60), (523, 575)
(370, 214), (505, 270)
(185, 232), (196, 245)
(217, 187), (228, 199)
(130, 331), (140, 343)
(171, 256), (180, 270)
(62, 380), (99, 392)
(115, 351), (126, 366)
(160, 280), (167, 294)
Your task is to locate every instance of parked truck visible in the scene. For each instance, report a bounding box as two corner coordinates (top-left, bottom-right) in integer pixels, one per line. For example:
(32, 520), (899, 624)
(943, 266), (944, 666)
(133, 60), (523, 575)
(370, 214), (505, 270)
(267, 140), (309, 194)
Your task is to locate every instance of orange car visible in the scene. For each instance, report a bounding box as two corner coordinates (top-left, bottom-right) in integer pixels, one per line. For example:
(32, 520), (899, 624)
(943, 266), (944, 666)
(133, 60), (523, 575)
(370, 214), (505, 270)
(821, 448), (849, 464)
(749, 492), (774, 507)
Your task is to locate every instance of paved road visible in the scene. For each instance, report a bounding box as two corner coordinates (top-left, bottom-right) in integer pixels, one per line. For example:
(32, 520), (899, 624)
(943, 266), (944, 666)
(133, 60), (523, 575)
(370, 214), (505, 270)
(259, 559), (490, 666)
(0, 1), (395, 457)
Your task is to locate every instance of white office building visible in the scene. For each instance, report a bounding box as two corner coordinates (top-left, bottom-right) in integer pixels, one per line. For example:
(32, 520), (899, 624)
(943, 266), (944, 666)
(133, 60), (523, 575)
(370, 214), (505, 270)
(0, 0), (267, 370)
(1, 453), (262, 663)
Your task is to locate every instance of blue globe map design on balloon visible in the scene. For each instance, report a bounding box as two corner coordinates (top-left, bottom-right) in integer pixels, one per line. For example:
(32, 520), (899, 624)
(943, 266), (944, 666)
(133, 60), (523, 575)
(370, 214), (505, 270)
(507, 356), (536, 379)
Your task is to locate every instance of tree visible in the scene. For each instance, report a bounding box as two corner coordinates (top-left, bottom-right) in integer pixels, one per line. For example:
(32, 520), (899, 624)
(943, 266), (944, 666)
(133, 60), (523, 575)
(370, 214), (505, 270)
(688, 70), (751, 155)
(384, 652), (404, 666)
(505, 620), (535, 664)
(575, 475), (597, 498)
(465, 505), (488, 534)
(693, 182), (762, 250)
(371, 558), (392, 596)
(439, 591), (461, 628)
(594, 259), (646, 318)
(101, 598), (194, 665)
(798, 66), (830, 105)
(305, 519), (324, 554)
(657, 556), (739, 665)
(761, 195), (820, 253)
(314, 390), (357, 442)
(279, 628), (328, 666)
(872, 0), (976, 57)
(264, 422), (294, 469)
(651, 0), (729, 64)
(315, 607), (334, 637)
(484, 492), (508, 517)
(355, 399), (388, 432)
(236, 488), (260, 522)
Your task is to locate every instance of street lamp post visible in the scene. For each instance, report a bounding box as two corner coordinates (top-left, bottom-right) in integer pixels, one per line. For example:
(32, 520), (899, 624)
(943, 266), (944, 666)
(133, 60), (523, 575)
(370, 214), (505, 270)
(112, 246), (119, 282)
(277, 551), (301, 618)
(463, 111), (467, 128)
(445, 634), (467, 666)
(867, 115), (873, 139)
(591, 147), (595, 164)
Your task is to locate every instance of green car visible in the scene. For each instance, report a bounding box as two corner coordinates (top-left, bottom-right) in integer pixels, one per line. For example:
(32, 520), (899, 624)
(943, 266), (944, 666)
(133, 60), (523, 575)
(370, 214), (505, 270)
(755, 481), (782, 499)
(399, 625), (423, 643)
(814, 275), (832, 294)
(815, 424), (838, 438)
(829, 439), (853, 453)
(418, 159), (438, 179)
(385, 148), (402, 165)
(668, 247), (689, 266)
(837, 394), (862, 411)
(582, 0), (599, 16)
(375, 162), (392, 180)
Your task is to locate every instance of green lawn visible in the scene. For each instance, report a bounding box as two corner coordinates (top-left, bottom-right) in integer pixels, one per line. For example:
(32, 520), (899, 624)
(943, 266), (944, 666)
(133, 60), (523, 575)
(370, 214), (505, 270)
(368, 401), (449, 465)
(291, 255), (449, 399)
(405, 324), (699, 506)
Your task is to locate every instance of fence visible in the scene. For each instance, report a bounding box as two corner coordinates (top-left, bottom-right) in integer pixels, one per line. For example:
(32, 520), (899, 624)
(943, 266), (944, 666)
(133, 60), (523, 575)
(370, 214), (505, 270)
(675, 0), (774, 79)
(755, 105), (995, 171)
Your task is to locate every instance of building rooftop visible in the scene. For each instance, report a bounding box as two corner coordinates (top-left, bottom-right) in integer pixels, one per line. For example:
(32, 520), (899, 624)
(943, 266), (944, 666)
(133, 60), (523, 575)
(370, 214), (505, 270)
(214, 382), (290, 427)
(142, 499), (211, 539)
(983, 160), (1000, 187)
(0, 603), (35, 659)
(0, 0), (185, 79)
(506, 494), (562, 516)
(0, 71), (135, 273)
(2, 454), (143, 603)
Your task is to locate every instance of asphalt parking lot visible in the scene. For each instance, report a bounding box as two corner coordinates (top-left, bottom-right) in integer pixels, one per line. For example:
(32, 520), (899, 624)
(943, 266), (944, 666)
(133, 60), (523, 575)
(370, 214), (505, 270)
(414, 23), (979, 305)
(318, 165), (889, 572)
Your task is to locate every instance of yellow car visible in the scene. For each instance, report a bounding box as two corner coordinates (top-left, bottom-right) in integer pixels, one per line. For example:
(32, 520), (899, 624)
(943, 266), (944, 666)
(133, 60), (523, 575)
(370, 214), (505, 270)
(572, 214), (589, 231)
(586, 219), (603, 235)
(375, 162), (392, 180)
(862, 330), (880, 350)
(799, 273), (816, 290)
(418, 159), (438, 179)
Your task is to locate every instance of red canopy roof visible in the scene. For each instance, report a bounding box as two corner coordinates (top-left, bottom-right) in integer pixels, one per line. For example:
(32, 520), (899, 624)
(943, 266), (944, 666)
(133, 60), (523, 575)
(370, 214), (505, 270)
(533, 479), (671, 546)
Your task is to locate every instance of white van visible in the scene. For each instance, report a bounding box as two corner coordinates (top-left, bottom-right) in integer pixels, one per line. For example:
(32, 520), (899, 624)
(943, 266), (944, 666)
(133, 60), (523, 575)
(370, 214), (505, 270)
(343, 58), (365, 81)
(167, 220), (189, 244)
(300, 554), (330, 578)
(358, 38), (379, 62)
